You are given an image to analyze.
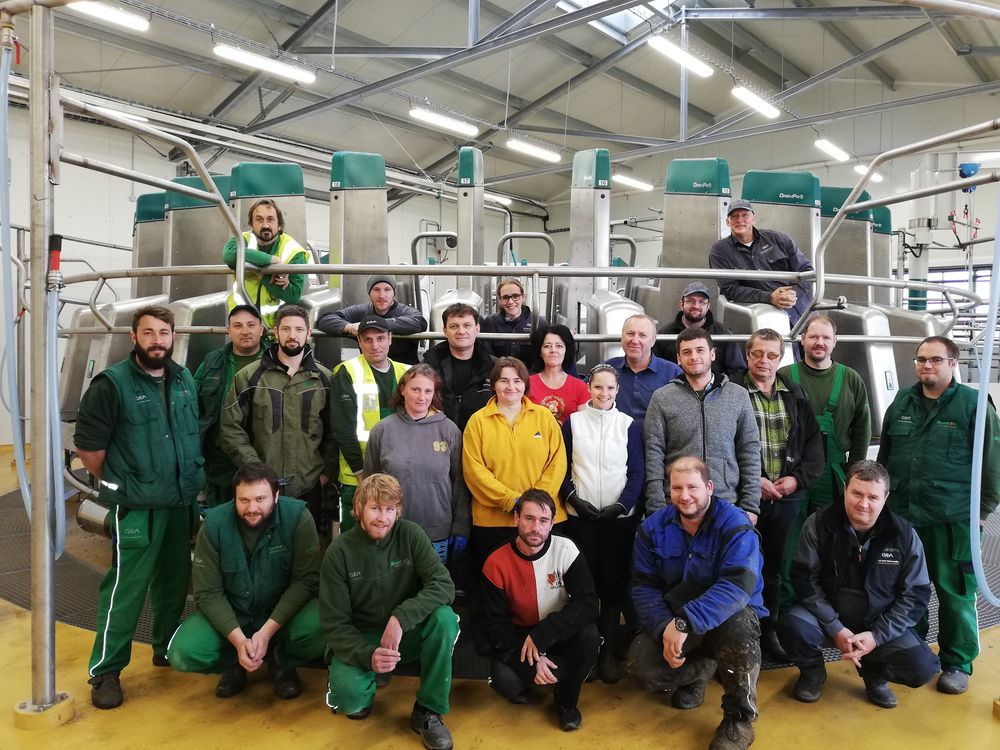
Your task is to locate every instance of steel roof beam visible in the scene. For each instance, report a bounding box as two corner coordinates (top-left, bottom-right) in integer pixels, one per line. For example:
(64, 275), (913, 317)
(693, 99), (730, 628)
(682, 5), (958, 20)
(477, 0), (561, 43)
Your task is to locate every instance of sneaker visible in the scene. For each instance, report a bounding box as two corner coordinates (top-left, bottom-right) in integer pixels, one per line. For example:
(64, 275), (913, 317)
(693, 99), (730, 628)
(215, 665), (247, 699)
(671, 679), (707, 710)
(936, 668), (969, 695)
(863, 677), (897, 709)
(760, 629), (789, 663)
(555, 704), (582, 732)
(151, 654), (170, 667)
(793, 668), (826, 703)
(270, 666), (302, 700)
(346, 704), (373, 720)
(89, 672), (123, 710)
(410, 703), (454, 750)
(708, 715), (755, 750)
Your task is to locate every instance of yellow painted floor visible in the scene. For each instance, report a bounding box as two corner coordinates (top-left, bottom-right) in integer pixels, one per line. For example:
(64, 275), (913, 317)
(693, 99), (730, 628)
(2, 448), (1000, 749)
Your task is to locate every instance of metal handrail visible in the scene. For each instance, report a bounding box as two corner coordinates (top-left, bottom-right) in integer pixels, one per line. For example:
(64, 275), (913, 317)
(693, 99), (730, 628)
(610, 233), (638, 297)
(495, 231), (556, 267)
(409, 231), (458, 318)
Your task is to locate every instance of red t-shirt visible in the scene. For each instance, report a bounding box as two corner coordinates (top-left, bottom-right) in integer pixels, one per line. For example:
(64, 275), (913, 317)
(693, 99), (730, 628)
(528, 373), (589, 424)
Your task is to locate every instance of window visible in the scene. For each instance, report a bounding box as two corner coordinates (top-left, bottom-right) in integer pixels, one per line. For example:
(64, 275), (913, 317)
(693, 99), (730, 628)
(556, 1), (676, 44)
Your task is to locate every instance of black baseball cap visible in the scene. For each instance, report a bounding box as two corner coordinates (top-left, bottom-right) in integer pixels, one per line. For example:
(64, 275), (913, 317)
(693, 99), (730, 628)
(727, 199), (754, 216)
(358, 315), (390, 333)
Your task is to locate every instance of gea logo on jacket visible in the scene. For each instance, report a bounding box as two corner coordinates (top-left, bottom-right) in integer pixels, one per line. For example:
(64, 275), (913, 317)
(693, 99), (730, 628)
(877, 547), (901, 565)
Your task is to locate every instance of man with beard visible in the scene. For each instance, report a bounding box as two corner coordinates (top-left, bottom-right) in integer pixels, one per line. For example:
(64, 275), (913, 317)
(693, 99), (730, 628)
(167, 462), (324, 699)
(194, 304), (266, 507)
(222, 304), (339, 533)
(223, 198), (309, 328)
(652, 282), (746, 379)
(75, 305), (205, 709)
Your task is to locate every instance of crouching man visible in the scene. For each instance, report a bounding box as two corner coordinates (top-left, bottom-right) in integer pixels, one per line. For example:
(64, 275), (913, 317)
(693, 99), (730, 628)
(777, 460), (939, 708)
(629, 457), (765, 750)
(167, 462), (324, 699)
(320, 473), (459, 750)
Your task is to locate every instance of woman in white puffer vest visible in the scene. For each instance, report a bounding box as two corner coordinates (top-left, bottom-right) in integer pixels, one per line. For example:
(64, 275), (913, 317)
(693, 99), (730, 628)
(560, 364), (644, 684)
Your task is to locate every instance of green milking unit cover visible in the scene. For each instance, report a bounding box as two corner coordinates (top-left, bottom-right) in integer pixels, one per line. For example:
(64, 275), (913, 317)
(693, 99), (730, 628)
(872, 206), (892, 235)
(572, 149), (611, 189)
(742, 170), (821, 208)
(330, 152), (387, 189)
(229, 162), (304, 198)
(165, 175), (231, 210)
(457, 147), (485, 186)
(665, 158), (731, 196)
(134, 192), (166, 223)
(820, 186), (873, 222)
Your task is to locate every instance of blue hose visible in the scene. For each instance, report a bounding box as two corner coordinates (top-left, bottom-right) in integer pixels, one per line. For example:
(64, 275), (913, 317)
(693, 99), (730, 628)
(968, 191), (1000, 607)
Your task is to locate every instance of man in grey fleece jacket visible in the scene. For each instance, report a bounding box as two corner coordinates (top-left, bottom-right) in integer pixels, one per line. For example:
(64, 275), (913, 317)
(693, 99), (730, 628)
(644, 328), (762, 518)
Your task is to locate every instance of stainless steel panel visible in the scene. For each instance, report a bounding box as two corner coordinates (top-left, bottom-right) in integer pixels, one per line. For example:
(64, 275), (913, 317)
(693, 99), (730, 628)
(871, 233), (893, 306)
(456, 184), (485, 292)
(581, 290), (643, 368)
(168, 291), (229, 374)
(299, 286), (345, 370)
(429, 288), (483, 333)
(872, 305), (946, 392)
(564, 186), (611, 330)
(164, 205), (232, 301)
(131, 220), (166, 298)
(329, 188), (389, 308)
(750, 203), (821, 262)
(715, 298), (794, 368)
(821, 216), (872, 304)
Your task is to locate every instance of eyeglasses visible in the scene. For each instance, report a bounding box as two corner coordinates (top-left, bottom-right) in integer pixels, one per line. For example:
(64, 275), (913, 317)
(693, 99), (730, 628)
(499, 293), (523, 302)
(748, 350), (781, 361)
(914, 356), (954, 366)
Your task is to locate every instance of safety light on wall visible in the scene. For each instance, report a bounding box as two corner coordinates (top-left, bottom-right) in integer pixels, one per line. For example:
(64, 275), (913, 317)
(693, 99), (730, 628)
(506, 138), (562, 163)
(854, 164), (884, 183)
(815, 138), (851, 162)
(213, 44), (316, 84)
(409, 107), (480, 137)
(731, 86), (779, 119)
(612, 174), (655, 192)
(485, 192), (513, 206)
(646, 36), (713, 78)
(67, 2), (150, 32)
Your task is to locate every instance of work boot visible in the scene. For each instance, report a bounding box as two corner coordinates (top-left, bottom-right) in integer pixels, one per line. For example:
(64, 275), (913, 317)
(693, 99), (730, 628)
(708, 715), (755, 750)
(488, 658), (530, 704)
(792, 666), (827, 703)
(598, 644), (626, 684)
(89, 672), (123, 710)
(760, 629), (789, 663)
(151, 654), (170, 667)
(410, 702), (454, 750)
(374, 671), (393, 688)
(269, 665), (302, 700)
(863, 677), (897, 709)
(215, 665), (247, 699)
(936, 668), (969, 695)
(555, 703), (583, 732)
(671, 678), (707, 710)
(345, 704), (372, 720)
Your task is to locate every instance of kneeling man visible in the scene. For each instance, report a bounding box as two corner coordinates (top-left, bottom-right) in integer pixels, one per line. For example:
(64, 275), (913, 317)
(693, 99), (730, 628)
(167, 462), (324, 699)
(320, 473), (459, 750)
(479, 489), (599, 732)
(777, 460), (939, 708)
(629, 457), (764, 750)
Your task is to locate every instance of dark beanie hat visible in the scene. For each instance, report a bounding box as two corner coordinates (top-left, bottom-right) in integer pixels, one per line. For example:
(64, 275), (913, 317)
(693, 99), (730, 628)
(367, 274), (397, 293)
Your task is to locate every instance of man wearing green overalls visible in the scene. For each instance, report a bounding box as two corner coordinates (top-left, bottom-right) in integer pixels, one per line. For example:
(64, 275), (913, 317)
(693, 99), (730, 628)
(167, 462), (324, 699)
(778, 315), (871, 613)
(331, 315), (409, 531)
(75, 305), (205, 709)
(878, 336), (1000, 695)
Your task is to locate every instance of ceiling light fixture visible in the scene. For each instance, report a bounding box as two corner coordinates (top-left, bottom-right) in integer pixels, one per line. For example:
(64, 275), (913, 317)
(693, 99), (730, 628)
(213, 44), (316, 85)
(485, 192), (513, 206)
(815, 138), (850, 162)
(854, 164), (884, 183)
(612, 174), (655, 192)
(409, 107), (479, 137)
(731, 86), (780, 119)
(505, 138), (561, 163)
(646, 36), (713, 78)
(67, 2), (150, 32)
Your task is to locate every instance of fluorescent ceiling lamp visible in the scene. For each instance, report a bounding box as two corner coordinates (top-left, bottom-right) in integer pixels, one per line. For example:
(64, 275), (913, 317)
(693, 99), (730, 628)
(815, 138), (850, 162)
(485, 192), (513, 206)
(731, 86), (779, 119)
(409, 107), (479, 137)
(92, 106), (148, 123)
(646, 36), (713, 78)
(68, 2), (150, 32)
(854, 164), (884, 183)
(612, 174), (655, 192)
(213, 44), (316, 84)
(506, 138), (561, 164)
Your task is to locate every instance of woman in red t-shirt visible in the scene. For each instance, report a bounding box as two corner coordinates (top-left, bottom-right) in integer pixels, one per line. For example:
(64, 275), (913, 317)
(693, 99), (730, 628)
(528, 324), (589, 424)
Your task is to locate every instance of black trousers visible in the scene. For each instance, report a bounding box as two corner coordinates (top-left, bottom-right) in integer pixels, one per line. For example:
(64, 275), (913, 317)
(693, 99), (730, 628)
(756, 494), (801, 629)
(565, 514), (639, 610)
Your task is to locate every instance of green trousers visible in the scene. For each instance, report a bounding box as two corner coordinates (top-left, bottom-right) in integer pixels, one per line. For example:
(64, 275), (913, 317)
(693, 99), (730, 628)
(89, 504), (194, 677)
(339, 483), (357, 532)
(780, 463), (840, 614)
(914, 521), (980, 675)
(326, 605), (459, 716)
(166, 599), (324, 673)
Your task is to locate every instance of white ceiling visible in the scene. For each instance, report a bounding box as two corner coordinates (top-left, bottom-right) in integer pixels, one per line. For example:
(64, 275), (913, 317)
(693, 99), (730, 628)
(11, 0), (1000, 203)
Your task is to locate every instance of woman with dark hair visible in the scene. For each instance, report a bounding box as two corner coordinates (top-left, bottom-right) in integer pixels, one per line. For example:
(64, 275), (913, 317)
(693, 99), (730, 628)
(561, 363), (644, 683)
(463, 356), (567, 576)
(480, 278), (548, 366)
(363, 363), (469, 563)
(528, 324), (588, 424)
